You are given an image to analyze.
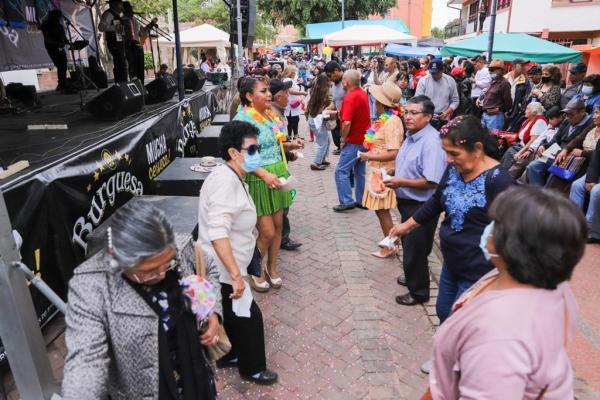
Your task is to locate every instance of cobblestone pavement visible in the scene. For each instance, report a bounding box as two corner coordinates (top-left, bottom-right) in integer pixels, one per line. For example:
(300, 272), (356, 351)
(4, 118), (600, 399)
(216, 118), (437, 399)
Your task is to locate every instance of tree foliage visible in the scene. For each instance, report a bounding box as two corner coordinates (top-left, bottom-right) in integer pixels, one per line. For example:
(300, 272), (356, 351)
(257, 0), (397, 29)
(430, 26), (444, 39)
(129, 0), (171, 17)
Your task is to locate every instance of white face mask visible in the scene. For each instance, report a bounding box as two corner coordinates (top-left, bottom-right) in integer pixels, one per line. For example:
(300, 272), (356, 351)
(582, 85), (594, 96)
(479, 222), (499, 261)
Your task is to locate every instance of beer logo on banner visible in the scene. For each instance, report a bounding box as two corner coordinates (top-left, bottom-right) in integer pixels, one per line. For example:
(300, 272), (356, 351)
(175, 100), (212, 157)
(146, 133), (171, 179)
(73, 148), (143, 252)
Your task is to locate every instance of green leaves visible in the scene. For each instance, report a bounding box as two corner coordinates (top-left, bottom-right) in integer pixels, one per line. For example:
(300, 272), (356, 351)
(258, 0), (396, 29)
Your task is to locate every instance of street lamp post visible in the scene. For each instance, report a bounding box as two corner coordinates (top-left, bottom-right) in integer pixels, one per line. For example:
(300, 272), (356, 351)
(340, 0), (345, 28)
(487, 0), (499, 61)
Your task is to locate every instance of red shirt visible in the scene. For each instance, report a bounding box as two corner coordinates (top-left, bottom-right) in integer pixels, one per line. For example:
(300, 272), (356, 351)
(413, 68), (427, 89)
(340, 87), (371, 145)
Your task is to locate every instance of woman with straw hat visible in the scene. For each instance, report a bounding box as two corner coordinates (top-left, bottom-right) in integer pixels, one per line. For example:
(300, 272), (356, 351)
(358, 81), (405, 258)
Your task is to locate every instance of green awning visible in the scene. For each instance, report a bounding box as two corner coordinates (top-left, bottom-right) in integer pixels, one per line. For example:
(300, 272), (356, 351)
(442, 33), (581, 64)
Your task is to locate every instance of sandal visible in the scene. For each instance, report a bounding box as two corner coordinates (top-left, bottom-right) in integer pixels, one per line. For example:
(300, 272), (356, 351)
(371, 247), (398, 259)
(249, 276), (270, 292)
(265, 269), (282, 289)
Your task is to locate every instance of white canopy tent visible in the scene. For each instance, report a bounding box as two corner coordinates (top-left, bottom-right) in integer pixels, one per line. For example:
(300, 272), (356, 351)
(158, 23), (230, 48)
(323, 24), (417, 47)
(157, 24), (230, 69)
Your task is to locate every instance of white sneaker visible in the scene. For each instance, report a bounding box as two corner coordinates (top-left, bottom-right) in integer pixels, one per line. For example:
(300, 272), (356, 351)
(420, 360), (431, 374)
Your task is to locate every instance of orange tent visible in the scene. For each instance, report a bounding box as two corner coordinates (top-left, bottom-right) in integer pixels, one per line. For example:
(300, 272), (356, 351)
(573, 45), (600, 74)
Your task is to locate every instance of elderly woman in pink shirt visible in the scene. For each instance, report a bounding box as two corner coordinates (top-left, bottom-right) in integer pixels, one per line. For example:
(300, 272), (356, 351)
(428, 186), (587, 399)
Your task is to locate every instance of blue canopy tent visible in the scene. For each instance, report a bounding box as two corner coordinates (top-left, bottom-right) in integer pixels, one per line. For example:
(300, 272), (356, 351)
(305, 19), (409, 40)
(384, 44), (440, 58)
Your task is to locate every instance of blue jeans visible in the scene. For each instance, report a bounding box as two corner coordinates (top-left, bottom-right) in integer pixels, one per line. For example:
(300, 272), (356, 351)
(369, 93), (377, 121)
(481, 112), (505, 131)
(527, 159), (552, 186)
(335, 143), (366, 206)
(436, 265), (476, 324)
(308, 117), (331, 164)
(570, 174), (600, 225)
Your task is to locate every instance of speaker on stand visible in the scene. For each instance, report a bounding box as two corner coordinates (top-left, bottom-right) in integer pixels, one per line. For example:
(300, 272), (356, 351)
(182, 68), (206, 92)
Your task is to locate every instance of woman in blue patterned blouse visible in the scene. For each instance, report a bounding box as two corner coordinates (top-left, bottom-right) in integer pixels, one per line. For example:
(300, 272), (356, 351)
(390, 116), (513, 323)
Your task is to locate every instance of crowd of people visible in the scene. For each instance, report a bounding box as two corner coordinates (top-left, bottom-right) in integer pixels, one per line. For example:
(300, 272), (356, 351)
(60, 48), (597, 399)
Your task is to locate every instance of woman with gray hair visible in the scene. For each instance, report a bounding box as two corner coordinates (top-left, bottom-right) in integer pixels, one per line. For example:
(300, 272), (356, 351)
(500, 101), (547, 169)
(62, 203), (222, 400)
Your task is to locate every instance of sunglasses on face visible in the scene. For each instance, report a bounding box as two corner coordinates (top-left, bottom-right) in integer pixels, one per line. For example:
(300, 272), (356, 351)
(242, 144), (261, 155)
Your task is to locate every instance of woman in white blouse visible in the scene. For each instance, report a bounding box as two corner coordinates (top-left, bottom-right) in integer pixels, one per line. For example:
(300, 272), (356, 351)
(197, 121), (278, 386)
(500, 102), (548, 169)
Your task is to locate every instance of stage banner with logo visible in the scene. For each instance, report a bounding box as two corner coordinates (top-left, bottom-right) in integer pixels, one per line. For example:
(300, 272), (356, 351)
(1, 90), (217, 362)
(0, 0), (96, 71)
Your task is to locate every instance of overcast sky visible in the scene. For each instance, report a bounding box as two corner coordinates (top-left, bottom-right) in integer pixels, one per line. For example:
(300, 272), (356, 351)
(431, 0), (461, 29)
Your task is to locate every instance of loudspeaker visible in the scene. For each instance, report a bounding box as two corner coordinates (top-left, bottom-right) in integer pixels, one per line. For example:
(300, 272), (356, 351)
(145, 74), (177, 104)
(183, 68), (206, 92)
(230, 0), (256, 48)
(86, 78), (145, 119)
(5, 83), (38, 107)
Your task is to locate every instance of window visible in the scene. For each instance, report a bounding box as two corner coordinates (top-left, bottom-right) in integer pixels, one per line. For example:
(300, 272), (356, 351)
(468, 1), (479, 22)
(497, 0), (511, 10)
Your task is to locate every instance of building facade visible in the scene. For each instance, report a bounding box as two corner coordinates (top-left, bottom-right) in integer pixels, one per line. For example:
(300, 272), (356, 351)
(445, 0), (600, 46)
(370, 0), (433, 38)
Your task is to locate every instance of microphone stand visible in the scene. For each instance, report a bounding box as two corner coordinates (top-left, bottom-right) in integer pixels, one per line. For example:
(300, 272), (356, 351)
(63, 15), (98, 109)
(132, 14), (172, 78)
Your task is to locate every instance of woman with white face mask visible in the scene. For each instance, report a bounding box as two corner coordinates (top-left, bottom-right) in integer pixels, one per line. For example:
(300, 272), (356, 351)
(425, 186), (586, 399)
(572, 74), (600, 114)
(197, 121), (278, 386)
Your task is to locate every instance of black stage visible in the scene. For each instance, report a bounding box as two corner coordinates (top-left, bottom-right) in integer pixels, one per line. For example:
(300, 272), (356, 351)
(0, 82), (226, 189)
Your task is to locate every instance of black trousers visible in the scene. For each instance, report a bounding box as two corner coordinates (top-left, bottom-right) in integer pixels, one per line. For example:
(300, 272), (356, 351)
(281, 207), (290, 244)
(127, 43), (145, 84)
(331, 125), (341, 149)
(108, 42), (128, 82)
(397, 199), (438, 301)
(45, 46), (68, 87)
(220, 284), (266, 376)
(286, 115), (300, 138)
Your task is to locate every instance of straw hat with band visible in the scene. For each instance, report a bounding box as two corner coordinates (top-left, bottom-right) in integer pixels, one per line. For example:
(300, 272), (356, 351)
(369, 81), (403, 109)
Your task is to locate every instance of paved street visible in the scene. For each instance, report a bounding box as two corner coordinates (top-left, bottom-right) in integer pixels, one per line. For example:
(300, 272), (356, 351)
(3, 118), (600, 399)
(216, 118), (437, 399)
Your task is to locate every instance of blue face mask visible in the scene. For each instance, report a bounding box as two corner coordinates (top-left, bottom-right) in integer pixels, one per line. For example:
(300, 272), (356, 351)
(241, 151), (262, 172)
(582, 85), (594, 96)
(479, 221), (498, 261)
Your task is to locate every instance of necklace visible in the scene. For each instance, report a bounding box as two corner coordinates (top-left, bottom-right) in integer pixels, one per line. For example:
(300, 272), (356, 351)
(241, 106), (287, 142)
(363, 109), (399, 150)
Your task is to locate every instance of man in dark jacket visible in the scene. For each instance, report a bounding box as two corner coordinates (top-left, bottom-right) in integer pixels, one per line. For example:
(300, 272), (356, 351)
(478, 59), (512, 131)
(527, 99), (593, 186)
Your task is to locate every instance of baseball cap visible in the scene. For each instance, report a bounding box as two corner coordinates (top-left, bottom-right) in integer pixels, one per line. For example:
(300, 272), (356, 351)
(450, 67), (464, 78)
(269, 79), (292, 97)
(429, 60), (443, 73)
(512, 58), (529, 65)
(569, 62), (587, 74)
(488, 59), (505, 71)
(561, 98), (586, 113)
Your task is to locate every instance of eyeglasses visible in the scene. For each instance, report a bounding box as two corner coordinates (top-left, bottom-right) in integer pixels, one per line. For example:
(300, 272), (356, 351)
(403, 110), (426, 117)
(131, 257), (180, 284)
(242, 144), (261, 155)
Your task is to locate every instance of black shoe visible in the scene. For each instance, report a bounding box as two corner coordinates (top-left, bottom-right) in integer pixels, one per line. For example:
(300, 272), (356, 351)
(281, 239), (302, 251)
(333, 149), (341, 155)
(216, 357), (238, 369)
(395, 293), (428, 306)
(588, 236), (600, 244)
(355, 203), (368, 210)
(333, 204), (355, 212)
(320, 160), (331, 166)
(310, 163), (326, 171)
(396, 276), (406, 286)
(241, 369), (278, 385)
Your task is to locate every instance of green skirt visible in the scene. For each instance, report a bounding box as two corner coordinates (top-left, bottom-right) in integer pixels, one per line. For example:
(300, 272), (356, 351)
(245, 160), (293, 217)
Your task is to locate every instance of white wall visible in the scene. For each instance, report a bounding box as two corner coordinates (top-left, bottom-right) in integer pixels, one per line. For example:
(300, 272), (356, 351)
(0, 70), (40, 90)
(509, 0), (600, 33)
